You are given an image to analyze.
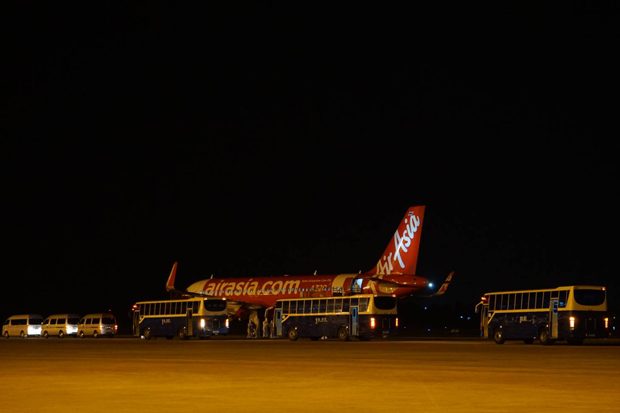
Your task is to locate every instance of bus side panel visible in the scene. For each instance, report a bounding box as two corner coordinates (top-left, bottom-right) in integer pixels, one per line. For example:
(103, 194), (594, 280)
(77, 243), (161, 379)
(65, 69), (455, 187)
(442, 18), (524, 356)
(141, 317), (186, 337)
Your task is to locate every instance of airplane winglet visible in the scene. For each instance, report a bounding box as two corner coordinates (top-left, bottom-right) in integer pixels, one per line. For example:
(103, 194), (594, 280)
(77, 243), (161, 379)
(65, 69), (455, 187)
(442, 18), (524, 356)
(166, 262), (178, 292)
(415, 271), (454, 298)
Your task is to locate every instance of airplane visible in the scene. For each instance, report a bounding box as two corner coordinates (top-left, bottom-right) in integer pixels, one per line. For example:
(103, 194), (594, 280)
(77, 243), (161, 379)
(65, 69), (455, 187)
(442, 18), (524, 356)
(165, 205), (454, 319)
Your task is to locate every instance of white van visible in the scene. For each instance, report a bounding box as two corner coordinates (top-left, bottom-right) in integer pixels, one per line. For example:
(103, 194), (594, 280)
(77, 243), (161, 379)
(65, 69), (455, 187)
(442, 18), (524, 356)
(78, 313), (118, 338)
(2, 314), (44, 338)
(42, 314), (81, 338)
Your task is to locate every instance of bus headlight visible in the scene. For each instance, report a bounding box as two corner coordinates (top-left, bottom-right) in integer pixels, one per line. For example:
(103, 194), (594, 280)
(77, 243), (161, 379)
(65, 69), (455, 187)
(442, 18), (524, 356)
(604, 318), (609, 329)
(370, 317), (376, 329)
(569, 317), (575, 330)
(225, 319), (229, 329)
(200, 319), (206, 328)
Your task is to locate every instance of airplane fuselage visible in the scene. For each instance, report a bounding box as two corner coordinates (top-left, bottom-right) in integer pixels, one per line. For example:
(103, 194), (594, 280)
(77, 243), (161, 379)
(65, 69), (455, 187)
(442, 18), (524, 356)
(186, 273), (428, 308)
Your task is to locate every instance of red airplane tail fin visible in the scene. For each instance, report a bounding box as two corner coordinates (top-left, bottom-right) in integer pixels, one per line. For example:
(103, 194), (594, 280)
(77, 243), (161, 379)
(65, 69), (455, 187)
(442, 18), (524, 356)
(166, 262), (178, 292)
(365, 206), (425, 276)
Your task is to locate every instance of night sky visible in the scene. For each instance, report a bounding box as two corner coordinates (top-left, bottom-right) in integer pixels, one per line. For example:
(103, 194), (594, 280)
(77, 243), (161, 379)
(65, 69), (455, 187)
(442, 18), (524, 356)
(2, 3), (619, 329)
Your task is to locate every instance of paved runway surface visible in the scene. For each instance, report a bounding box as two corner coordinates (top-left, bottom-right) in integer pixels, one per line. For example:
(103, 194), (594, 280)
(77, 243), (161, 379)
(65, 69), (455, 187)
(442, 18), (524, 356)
(1, 336), (619, 412)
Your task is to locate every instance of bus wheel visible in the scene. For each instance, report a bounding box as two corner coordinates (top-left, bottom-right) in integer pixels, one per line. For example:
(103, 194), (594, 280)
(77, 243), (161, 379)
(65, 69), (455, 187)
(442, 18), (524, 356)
(20, 331), (25, 338)
(93, 331), (99, 339)
(178, 327), (188, 340)
(523, 339), (534, 344)
(3, 331), (8, 339)
(539, 329), (555, 345)
(337, 327), (349, 341)
(493, 329), (505, 344)
(79, 331), (85, 339)
(58, 331), (64, 339)
(144, 328), (152, 340)
(567, 339), (583, 345)
(287, 328), (299, 341)
(43, 331), (49, 339)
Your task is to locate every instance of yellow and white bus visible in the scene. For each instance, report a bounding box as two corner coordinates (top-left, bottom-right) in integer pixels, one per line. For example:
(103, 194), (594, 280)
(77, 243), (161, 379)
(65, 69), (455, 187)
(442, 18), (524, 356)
(274, 294), (398, 341)
(476, 285), (610, 345)
(132, 297), (229, 340)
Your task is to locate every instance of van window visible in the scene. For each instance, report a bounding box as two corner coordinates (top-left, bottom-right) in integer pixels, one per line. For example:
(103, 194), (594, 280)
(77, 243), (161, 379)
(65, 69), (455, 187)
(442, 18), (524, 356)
(102, 317), (115, 325)
(57, 318), (66, 324)
(86, 319), (92, 324)
(30, 317), (43, 324)
(50, 319), (57, 325)
(79, 319), (85, 324)
(68, 318), (79, 324)
(3, 320), (8, 325)
(92, 318), (100, 324)
(43, 319), (50, 325)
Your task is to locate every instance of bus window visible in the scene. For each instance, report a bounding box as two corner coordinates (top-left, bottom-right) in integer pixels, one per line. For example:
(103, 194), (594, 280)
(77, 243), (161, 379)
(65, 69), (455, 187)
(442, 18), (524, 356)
(522, 293), (529, 309)
(304, 300), (312, 314)
(351, 297), (359, 307)
(282, 301), (289, 315)
(319, 300), (326, 313)
(543, 292), (551, 308)
(559, 290), (567, 308)
(515, 293), (522, 310)
(311, 300), (319, 313)
(343, 299), (350, 313)
(529, 292), (536, 309)
(488, 295), (495, 311)
(289, 301), (296, 314)
(536, 292), (543, 309)
(297, 301), (304, 314)
(193, 302), (200, 313)
(335, 299), (342, 313)
(507, 294), (514, 310)
(166, 302), (172, 315)
(181, 302), (187, 314)
(327, 299), (334, 313)
(574, 289), (606, 306)
(374, 296), (397, 310)
(359, 297), (369, 312)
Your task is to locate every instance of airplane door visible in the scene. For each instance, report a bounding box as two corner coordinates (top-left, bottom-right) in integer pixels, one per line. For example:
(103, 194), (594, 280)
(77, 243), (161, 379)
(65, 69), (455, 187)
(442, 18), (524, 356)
(550, 299), (559, 339)
(351, 306), (359, 337)
(132, 311), (140, 337)
(275, 309), (283, 337)
(187, 308), (193, 336)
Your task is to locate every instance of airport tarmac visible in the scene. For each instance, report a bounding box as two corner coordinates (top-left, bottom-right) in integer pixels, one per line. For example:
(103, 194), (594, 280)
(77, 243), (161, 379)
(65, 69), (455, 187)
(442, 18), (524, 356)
(1, 336), (619, 413)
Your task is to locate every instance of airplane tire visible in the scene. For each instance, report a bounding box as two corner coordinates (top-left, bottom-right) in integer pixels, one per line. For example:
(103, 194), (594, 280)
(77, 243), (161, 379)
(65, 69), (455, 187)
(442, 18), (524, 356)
(337, 327), (349, 341)
(287, 328), (298, 341)
(493, 329), (505, 344)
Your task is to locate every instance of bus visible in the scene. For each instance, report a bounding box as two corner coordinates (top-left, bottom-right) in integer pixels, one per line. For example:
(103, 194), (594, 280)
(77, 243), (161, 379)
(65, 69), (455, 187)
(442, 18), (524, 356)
(475, 285), (610, 345)
(273, 294), (398, 341)
(132, 297), (229, 340)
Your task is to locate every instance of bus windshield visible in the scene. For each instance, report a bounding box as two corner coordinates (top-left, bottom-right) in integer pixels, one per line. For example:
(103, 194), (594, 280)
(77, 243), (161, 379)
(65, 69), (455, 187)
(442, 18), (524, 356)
(573, 290), (605, 306)
(374, 296), (397, 310)
(204, 300), (227, 312)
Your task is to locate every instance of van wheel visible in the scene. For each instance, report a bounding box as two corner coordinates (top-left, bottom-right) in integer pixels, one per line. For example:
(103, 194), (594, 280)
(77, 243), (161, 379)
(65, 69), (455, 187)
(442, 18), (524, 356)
(539, 328), (555, 346)
(20, 331), (25, 338)
(58, 331), (65, 339)
(287, 328), (299, 341)
(93, 331), (99, 339)
(493, 329), (505, 344)
(4, 331), (9, 338)
(43, 331), (49, 339)
(79, 331), (85, 339)
(178, 327), (189, 340)
(337, 327), (349, 341)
